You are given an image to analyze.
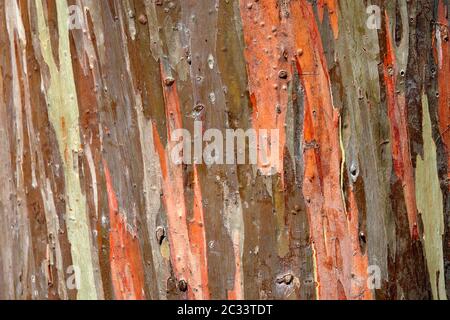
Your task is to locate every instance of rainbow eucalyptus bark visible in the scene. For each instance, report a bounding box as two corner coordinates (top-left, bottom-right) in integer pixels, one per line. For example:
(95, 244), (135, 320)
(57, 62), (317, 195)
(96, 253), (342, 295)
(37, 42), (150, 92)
(0, 0), (448, 300)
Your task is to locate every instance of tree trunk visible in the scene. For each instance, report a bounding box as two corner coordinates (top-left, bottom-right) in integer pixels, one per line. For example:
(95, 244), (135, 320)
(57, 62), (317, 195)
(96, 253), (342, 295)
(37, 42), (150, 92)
(0, 0), (448, 300)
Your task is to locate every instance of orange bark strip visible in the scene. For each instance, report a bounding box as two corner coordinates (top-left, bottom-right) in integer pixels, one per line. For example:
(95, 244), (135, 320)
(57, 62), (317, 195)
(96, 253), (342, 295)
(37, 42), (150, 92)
(152, 63), (209, 299)
(435, 1), (450, 186)
(240, 0), (362, 300)
(239, 0), (288, 177)
(190, 166), (210, 298)
(290, 2), (351, 300)
(383, 13), (419, 240)
(153, 126), (193, 298)
(103, 161), (145, 300)
(292, 1), (370, 300)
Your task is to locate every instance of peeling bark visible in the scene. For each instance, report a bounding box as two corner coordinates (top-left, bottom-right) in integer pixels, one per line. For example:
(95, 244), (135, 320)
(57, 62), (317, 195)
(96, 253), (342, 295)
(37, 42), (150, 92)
(0, 0), (448, 300)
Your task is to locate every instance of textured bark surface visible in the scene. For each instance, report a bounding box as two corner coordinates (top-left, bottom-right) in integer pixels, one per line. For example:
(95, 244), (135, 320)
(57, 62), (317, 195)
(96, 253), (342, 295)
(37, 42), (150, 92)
(0, 0), (448, 300)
